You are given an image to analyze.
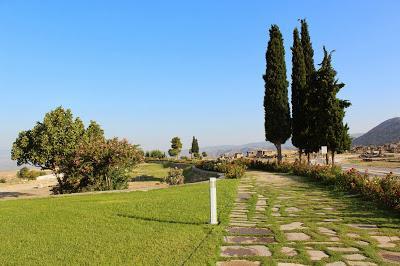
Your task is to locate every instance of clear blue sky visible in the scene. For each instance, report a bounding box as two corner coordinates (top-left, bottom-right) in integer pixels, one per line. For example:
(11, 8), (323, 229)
(1, 0), (399, 151)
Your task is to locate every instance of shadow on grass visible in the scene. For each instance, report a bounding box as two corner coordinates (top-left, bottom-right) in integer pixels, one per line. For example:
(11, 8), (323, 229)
(131, 175), (163, 182)
(117, 213), (207, 225)
(0, 191), (34, 199)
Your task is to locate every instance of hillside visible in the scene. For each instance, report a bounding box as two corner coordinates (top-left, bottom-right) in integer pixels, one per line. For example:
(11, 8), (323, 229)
(352, 117), (400, 146)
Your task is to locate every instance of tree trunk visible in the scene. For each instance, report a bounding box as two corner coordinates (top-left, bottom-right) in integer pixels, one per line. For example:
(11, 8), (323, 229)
(307, 152), (311, 165)
(325, 153), (329, 165)
(298, 149), (302, 163)
(275, 143), (282, 164)
(331, 150), (335, 166)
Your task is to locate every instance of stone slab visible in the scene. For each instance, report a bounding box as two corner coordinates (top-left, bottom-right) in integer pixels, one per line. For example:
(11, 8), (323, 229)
(216, 260), (261, 266)
(281, 222), (306, 231)
(220, 245), (271, 257)
(224, 236), (275, 244)
(227, 227), (272, 236)
(327, 247), (359, 253)
(380, 250), (400, 263)
(343, 254), (367, 261)
(285, 232), (311, 241)
(306, 250), (329, 261)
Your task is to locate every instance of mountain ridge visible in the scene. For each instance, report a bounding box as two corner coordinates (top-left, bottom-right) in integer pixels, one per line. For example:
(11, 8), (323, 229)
(352, 117), (400, 146)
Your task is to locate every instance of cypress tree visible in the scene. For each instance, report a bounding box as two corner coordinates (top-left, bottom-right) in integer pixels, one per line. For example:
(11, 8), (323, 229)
(263, 25), (291, 164)
(191, 136), (199, 158)
(300, 19), (319, 162)
(291, 28), (307, 162)
(314, 48), (351, 165)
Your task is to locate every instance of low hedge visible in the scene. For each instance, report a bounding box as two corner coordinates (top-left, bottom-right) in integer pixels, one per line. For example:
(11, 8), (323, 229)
(245, 159), (400, 211)
(196, 159), (246, 179)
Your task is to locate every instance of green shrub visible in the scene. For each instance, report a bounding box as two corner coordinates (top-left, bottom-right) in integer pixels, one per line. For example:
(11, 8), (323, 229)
(196, 159), (246, 179)
(17, 167), (46, 180)
(0, 178), (6, 183)
(165, 168), (184, 185)
(53, 137), (143, 194)
(225, 163), (246, 179)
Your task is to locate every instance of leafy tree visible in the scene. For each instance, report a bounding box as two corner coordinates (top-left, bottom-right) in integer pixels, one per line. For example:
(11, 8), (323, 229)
(168, 137), (182, 159)
(314, 48), (351, 165)
(202, 151), (207, 158)
(11, 106), (143, 194)
(291, 28), (307, 162)
(84, 120), (105, 141)
(147, 150), (166, 159)
(11, 107), (85, 176)
(263, 25), (291, 164)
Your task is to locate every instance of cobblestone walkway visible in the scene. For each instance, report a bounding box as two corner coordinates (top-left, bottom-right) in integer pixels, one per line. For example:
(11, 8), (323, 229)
(216, 171), (400, 266)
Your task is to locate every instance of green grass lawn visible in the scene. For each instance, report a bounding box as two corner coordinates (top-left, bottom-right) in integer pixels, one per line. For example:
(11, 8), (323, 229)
(0, 179), (238, 265)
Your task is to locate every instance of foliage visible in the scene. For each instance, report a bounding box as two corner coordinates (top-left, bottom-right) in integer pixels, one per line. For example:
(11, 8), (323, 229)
(314, 47), (351, 164)
(190, 136), (200, 158)
(263, 25), (291, 163)
(0, 178), (6, 183)
(202, 151), (207, 157)
(164, 167), (184, 185)
(300, 19), (319, 156)
(290, 28), (307, 158)
(145, 150), (166, 159)
(244, 159), (400, 211)
(17, 167), (46, 180)
(11, 107), (144, 194)
(11, 106), (85, 173)
(168, 136), (182, 158)
(54, 137), (143, 194)
(196, 159), (246, 179)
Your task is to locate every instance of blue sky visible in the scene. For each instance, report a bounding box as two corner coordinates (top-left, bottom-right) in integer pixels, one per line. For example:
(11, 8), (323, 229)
(0, 0), (399, 152)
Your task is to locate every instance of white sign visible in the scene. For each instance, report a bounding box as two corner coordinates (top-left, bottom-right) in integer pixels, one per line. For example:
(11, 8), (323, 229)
(321, 146), (328, 155)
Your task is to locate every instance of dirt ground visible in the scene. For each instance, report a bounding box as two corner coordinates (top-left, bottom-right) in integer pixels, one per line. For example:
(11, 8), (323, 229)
(0, 178), (168, 201)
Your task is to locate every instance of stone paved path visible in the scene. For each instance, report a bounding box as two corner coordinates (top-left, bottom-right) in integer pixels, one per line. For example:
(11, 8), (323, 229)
(217, 171), (400, 266)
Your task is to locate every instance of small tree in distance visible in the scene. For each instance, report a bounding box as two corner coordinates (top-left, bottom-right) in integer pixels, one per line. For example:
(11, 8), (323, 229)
(168, 137), (182, 159)
(190, 136), (200, 158)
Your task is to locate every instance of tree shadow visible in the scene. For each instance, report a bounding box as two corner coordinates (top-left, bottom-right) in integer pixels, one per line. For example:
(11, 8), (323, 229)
(116, 213), (208, 225)
(0, 191), (34, 199)
(131, 175), (163, 182)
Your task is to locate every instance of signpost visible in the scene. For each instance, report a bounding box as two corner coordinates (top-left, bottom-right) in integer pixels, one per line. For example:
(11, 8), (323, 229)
(209, 177), (218, 225)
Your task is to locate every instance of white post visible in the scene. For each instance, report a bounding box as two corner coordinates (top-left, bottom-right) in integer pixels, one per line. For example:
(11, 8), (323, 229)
(210, 177), (218, 225)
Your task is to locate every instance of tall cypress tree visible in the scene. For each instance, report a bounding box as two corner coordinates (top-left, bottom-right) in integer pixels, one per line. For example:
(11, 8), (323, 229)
(191, 136), (199, 158)
(291, 28), (307, 162)
(300, 19), (320, 162)
(314, 48), (351, 165)
(263, 25), (291, 164)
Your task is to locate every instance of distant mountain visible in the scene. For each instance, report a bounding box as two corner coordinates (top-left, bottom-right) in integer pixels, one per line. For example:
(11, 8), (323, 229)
(183, 141), (295, 158)
(350, 133), (364, 139)
(352, 117), (400, 146)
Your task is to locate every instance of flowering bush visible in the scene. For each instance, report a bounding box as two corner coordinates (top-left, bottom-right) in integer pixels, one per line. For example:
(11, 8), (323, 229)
(196, 159), (246, 179)
(165, 168), (184, 185)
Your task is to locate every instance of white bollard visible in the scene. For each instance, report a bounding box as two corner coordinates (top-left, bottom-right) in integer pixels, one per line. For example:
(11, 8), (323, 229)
(210, 177), (218, 225)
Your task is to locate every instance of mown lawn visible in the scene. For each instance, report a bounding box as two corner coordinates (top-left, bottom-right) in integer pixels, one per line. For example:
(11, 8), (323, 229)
(0, 179), (238, 265)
